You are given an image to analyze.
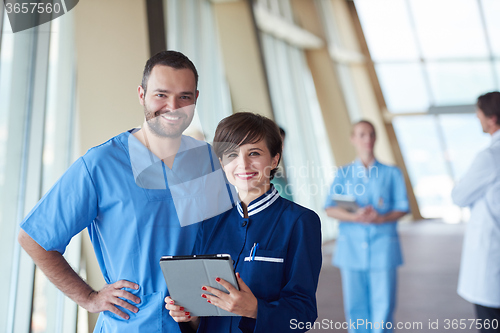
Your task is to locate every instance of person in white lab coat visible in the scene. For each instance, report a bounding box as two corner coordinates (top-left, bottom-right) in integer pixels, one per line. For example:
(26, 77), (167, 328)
(452, 91), (500, 332)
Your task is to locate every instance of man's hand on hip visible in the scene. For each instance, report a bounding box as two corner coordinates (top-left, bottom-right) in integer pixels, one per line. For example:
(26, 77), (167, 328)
(85, 280), (141, 320)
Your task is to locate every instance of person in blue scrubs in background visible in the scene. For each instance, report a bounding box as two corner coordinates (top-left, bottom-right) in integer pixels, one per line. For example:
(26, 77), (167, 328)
(165, 112), (322, 332)
(18, 51), (235, 332)
(324, 120), (409, 333)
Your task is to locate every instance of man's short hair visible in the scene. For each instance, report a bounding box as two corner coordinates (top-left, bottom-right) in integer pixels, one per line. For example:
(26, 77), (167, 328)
(477, 91), (500, 125)
(141, 50), (199, 95)
(352, 119), (376, 136)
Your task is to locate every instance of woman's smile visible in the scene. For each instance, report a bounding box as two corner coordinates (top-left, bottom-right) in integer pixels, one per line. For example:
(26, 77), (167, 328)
(235, 172), (258, 180)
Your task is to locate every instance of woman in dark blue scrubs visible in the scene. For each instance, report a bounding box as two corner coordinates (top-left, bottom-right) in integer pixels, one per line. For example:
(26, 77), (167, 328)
(165, 112), (322, 332)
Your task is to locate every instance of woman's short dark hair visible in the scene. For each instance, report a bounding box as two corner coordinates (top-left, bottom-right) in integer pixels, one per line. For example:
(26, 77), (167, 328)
(141, 50), (198, 95)
(213, 112), (282, 180)
(477, 91), (500, 125)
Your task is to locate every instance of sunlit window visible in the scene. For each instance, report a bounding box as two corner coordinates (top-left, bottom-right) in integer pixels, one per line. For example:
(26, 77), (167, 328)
(164, 0), (232, 142)
(257, 0), (336, 239)
(356, 0), (500, 111)
(355, 0), (497, 221)
(0, 9), (78, 333)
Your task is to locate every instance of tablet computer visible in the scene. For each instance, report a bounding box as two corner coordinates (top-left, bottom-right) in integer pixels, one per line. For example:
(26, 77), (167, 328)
(160, 254), (239, 317)
(331, 194), (359, 213)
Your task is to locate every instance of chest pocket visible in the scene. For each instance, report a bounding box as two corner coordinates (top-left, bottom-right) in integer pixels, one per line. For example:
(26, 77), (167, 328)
(243, 249), (285, 301)
(374, 177), (393, 213)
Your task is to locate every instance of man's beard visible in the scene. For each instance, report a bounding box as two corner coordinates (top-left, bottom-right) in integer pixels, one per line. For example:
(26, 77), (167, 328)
(144, 104), (194, 138)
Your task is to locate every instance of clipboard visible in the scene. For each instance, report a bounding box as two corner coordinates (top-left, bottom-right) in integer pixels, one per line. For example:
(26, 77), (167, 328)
(331, 194), (359, 213)
(160, 254), (239, 317)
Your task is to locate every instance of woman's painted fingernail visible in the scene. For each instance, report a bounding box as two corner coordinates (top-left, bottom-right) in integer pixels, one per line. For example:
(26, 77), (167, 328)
(185, 312), (190, 316)
(169, 300), (174, 304)
(201, 294), (207, 298)
(207, 300), (211, 303)
(179, 307), (184, 311)
(202, 286), (207, 291)
(215, 277), (221, 282)
(188, 316), (191, 319)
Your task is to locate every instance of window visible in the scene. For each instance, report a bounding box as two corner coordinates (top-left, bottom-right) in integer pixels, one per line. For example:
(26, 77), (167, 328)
(0, 9), (78, 333)
(356, 0), (500, 111)
(256, 0), (336, 239)
(164, 0), (232, 142)
(355, 0), (498, 220)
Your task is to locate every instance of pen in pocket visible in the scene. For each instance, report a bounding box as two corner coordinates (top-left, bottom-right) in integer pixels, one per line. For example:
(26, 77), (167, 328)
(249, 242), (259, 261)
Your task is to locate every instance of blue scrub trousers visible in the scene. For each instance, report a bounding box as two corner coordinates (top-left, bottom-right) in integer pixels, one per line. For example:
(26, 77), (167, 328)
(340, 269), (397, 333)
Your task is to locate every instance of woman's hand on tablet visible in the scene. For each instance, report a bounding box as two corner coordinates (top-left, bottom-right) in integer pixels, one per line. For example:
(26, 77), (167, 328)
(164, 296), (198, 323)
(201, 273), (258, 319)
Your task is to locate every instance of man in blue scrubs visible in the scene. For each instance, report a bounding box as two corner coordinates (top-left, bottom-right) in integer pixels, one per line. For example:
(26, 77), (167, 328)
(18, 51), (235, 332)
(325, 120), (409, 333)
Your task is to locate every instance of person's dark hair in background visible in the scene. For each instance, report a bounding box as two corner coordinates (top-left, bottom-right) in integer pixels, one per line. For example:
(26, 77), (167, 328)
(279, 127), (286, 140)
(213, 112), (282, 180)
(141, 50), (199, 94)
(477, 91), (500, 125)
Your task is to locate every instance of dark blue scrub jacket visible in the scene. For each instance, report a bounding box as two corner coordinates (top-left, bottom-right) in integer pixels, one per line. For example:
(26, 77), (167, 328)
(192, 186), (322, 333)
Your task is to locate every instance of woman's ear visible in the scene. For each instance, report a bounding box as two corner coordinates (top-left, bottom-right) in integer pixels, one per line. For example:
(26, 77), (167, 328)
(219, 157), (225, 171)
(272, 153), (280, 169)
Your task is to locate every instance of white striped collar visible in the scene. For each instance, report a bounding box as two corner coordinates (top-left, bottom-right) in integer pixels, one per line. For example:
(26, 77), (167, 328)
(237, 187), (280, 218)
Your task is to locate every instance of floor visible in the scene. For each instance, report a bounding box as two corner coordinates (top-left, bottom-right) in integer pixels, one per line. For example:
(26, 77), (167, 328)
(312, 220), (476, 332)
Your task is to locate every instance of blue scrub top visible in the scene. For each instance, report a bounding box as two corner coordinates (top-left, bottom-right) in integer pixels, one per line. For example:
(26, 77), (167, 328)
(21, 130), (233, 333)
(324, 159), (409, 270)
(192, 186), (322, 333)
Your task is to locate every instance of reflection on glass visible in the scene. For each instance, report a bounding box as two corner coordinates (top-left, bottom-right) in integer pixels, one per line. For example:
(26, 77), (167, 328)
(438, 113), (490, 180)
(409, 0), (488, 59)
(260, 31), (337, 239)
(481, 0), (500, 58)
(165, 0), (232, 142)
(31, 13), (78, 333)
(0, 16), (13, 191)
(355, 0), (418, 61)
(393, 116), (457, 220)
(426, 61), (495, 105)
(375, 63), (430, 112)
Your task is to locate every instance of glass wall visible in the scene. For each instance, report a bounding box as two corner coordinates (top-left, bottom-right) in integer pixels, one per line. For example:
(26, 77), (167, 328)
(355, 0), (496, 221)
(164, 0), (339, 238)
(0, 8), (78, 333)
(256, 0), (336, 239)
(164, 0), (232, 141)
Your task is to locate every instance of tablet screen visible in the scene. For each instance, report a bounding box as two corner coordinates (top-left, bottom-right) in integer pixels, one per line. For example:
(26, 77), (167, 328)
(160, 254), (239, 317)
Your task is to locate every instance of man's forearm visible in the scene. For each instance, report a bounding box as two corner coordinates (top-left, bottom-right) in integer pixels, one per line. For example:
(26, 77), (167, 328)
(18, 229), (95, 309)
(19, 229), (141, 319)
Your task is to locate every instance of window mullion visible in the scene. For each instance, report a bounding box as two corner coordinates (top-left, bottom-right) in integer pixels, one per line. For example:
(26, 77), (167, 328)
(10, 21), (52, 333)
